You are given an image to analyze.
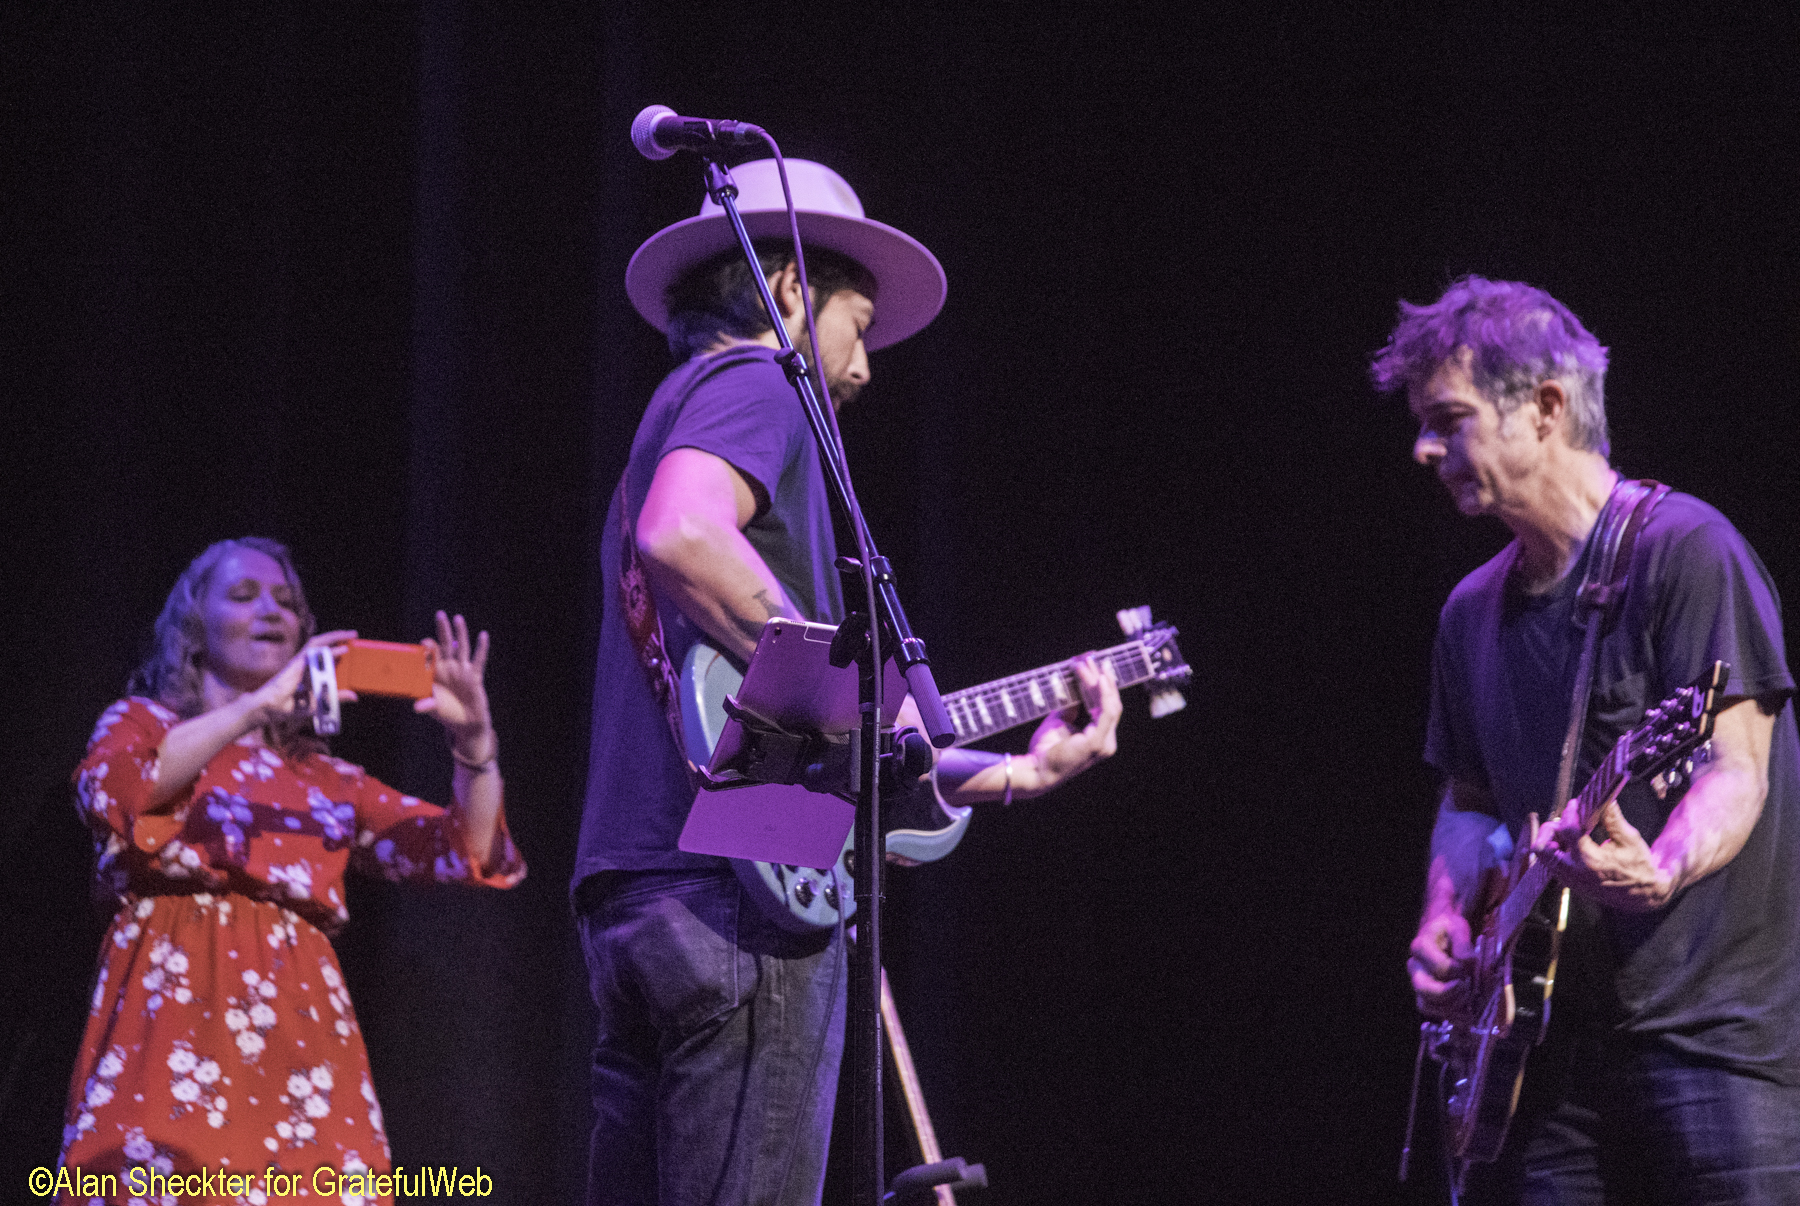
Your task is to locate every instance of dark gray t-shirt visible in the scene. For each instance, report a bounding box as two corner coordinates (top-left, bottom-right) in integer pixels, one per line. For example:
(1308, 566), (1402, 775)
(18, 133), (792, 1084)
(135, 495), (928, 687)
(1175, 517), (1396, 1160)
(1426, 490), (1800, 1081)
(575, 346), (843, 882)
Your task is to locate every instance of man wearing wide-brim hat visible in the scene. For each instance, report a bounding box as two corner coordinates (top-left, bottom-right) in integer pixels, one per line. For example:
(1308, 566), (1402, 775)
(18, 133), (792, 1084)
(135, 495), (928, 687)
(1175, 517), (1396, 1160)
(572, 158), (1122, 1205)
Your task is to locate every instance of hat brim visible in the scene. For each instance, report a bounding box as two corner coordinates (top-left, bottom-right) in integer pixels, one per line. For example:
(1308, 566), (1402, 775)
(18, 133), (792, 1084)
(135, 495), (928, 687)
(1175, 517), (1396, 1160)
(626, 209), (946, 352)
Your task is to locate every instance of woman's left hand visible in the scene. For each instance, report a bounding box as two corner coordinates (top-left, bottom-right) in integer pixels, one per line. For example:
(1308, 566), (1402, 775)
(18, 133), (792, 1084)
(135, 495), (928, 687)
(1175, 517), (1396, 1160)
(416, 611), (496, 762)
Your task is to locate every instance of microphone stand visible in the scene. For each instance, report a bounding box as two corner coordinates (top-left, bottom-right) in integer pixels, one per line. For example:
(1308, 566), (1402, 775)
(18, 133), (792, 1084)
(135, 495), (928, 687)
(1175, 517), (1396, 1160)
(698, 156), (956, 1206)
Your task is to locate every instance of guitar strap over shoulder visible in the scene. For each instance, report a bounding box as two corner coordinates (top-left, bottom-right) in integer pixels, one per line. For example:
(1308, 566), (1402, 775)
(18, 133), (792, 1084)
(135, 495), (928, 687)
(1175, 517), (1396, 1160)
(1550, 478), (1671, 812)
(614, 480), (705, 791)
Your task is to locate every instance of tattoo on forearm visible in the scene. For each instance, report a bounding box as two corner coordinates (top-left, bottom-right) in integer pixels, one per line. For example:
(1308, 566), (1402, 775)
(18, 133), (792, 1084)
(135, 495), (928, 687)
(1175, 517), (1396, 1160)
(732, 590), (789, 645)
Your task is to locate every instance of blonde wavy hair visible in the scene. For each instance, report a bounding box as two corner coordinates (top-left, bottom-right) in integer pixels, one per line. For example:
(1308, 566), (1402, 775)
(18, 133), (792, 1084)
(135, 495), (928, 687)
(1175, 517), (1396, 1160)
(128, 537), (324, 758)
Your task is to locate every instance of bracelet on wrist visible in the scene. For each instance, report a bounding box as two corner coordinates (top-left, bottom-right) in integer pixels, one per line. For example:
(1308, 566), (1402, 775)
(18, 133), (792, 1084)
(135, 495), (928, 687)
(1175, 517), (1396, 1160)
(450, 744), (498, 773)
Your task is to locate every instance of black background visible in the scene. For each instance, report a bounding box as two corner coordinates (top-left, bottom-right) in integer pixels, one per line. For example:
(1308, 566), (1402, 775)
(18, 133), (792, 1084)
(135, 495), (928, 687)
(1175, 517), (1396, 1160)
(3, 5), (1795, 1203)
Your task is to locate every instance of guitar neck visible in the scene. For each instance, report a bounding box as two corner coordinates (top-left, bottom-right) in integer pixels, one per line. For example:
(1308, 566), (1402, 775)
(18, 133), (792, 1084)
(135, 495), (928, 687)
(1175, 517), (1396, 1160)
(940, 639), (1158, 747)
(1490, 738), (1633, 944)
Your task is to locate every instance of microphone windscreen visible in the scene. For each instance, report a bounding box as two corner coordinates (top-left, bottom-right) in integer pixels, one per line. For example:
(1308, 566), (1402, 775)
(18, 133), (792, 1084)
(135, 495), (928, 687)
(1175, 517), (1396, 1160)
(630, 104), (677, 160)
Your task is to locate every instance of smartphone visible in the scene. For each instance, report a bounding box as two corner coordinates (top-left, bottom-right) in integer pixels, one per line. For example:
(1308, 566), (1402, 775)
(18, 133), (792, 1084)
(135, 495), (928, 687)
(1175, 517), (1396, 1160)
(335, 639), (437, 699)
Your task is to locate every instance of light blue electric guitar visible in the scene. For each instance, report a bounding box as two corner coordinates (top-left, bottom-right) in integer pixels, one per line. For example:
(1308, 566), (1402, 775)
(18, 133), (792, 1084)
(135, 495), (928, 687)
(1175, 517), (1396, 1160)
(681, 607), (1191, 931)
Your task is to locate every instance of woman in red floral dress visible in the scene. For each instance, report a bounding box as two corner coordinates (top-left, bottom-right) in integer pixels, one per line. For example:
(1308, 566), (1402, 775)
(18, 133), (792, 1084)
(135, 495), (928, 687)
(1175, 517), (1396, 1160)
(59, 538), (524, 1204)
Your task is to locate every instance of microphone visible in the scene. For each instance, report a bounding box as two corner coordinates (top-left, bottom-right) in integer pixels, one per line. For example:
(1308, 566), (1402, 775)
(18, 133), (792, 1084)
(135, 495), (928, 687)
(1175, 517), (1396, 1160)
(631, 104), (766, 161)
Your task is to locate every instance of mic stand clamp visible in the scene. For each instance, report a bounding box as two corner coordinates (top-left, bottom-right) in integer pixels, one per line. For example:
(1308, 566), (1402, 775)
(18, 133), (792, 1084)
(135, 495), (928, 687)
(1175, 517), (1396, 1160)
(705, 694), (852, 794)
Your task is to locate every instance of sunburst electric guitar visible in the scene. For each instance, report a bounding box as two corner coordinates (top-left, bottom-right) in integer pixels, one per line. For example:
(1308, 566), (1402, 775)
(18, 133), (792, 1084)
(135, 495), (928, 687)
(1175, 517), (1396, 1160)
(1424, 661), (1729, 1187)
(680, 607), (1191, 931)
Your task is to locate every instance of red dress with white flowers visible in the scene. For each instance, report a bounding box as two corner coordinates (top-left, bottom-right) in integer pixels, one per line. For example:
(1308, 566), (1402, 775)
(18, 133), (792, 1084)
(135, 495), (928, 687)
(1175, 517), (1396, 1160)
(59, 697), (524, 1203)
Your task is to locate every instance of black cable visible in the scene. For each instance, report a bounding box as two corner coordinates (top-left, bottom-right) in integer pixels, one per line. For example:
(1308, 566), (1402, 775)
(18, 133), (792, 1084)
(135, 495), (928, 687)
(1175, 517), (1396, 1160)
(758, 135), (881, 722)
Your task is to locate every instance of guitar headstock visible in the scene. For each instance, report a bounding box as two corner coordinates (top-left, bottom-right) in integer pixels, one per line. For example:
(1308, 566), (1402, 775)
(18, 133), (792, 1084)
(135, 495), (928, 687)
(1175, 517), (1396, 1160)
(1117, 606), (1192, 718)
(1623, 661), (1731, 782)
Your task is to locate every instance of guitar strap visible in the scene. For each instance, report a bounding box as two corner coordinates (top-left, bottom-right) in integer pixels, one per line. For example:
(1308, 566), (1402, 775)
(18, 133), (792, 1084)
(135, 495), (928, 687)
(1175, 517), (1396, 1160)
(1550, 478), (1671, 813)
(614, 479), (705, 791)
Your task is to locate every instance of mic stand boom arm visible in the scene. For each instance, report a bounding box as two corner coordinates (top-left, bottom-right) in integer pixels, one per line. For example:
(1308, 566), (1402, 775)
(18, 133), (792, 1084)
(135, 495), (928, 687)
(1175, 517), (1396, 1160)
(700, 156), (955, 1206)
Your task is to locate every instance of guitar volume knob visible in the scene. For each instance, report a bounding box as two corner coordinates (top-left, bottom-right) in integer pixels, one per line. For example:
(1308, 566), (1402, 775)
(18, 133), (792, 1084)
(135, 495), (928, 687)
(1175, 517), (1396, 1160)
(793, 878), (816, 908)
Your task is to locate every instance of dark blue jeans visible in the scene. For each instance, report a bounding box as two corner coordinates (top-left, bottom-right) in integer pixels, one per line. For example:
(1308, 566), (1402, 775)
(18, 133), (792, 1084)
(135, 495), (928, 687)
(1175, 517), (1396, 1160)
(577, 869), (846, 1206)
(1465, 1033), (1800, 1205)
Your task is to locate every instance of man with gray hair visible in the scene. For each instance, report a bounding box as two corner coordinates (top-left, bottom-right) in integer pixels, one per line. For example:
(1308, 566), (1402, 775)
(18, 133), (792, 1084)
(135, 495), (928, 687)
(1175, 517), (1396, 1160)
(1376, 276), (1800, 1203)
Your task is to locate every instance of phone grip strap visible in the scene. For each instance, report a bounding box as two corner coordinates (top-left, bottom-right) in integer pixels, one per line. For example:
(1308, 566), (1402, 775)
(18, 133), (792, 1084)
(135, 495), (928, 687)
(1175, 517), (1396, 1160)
(304, 647), (342, 736)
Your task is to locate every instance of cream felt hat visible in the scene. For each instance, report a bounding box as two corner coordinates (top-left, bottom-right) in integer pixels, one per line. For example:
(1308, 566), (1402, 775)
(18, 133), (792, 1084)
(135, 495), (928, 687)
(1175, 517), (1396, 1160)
(625, 158), (946, 351)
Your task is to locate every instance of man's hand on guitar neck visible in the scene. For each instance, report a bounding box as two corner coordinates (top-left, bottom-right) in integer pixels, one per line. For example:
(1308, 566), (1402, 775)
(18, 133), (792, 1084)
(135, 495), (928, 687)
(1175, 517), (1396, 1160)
(1022, 656), (1123, 794)
(1532, 696), (1777, 913)
(1532, 798), (1674, 912)
(924, 656), (1124, 804)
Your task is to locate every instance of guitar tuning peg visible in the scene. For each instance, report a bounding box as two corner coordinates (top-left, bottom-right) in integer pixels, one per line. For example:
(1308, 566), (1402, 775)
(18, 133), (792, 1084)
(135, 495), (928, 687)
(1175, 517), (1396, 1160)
(1148, 685), (1186, 719)
(1117, 606), (1152, 636)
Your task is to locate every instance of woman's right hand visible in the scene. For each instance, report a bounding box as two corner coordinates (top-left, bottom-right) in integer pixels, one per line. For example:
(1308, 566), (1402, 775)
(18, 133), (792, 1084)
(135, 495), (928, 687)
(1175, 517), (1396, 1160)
(242, 630), (357, 730)
(149, 629), (356, 809)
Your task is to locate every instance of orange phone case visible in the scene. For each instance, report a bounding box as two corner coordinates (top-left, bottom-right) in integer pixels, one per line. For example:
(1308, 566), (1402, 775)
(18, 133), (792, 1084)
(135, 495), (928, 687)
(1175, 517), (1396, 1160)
(335, 640), (436, 699)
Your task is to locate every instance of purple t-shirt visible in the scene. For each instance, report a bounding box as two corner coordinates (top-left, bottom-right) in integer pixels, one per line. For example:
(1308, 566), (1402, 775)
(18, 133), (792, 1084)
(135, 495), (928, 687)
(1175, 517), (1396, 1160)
(1426, 490), (1800, 1081)
(576, 347), (843, 880)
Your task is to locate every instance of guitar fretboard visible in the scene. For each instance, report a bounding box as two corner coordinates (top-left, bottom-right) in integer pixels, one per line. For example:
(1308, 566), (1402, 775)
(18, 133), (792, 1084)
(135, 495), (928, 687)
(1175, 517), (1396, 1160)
(941, 639), (1162, 747)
